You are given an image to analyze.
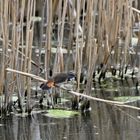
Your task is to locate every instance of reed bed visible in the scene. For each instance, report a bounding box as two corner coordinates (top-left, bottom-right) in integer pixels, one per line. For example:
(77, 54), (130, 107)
(0, 0), (140, 115)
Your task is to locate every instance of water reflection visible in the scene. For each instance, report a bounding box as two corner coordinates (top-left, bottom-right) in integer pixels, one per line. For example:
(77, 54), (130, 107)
(0, 89), (140, 140)
(38, 113), (96, 140)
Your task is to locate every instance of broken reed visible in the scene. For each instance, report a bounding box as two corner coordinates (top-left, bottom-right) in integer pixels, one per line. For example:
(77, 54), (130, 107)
(0, 0), (139, 115)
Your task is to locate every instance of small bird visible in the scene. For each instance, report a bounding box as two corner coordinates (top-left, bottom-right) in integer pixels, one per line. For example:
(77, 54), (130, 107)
(40, 72), (76, 90)
(39, 72), (76, 107)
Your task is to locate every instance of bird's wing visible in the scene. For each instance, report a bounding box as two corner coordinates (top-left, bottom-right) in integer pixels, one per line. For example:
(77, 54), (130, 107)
(53, 73), (68, 84)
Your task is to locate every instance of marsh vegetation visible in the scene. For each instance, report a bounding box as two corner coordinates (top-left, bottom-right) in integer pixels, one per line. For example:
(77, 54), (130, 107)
(0, 0), (140, 140)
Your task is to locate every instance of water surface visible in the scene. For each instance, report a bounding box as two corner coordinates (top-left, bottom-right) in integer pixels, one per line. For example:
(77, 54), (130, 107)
(0, 84), (140, 140)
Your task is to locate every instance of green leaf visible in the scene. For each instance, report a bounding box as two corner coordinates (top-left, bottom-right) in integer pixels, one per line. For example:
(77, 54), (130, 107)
(44, 109), (79, 118)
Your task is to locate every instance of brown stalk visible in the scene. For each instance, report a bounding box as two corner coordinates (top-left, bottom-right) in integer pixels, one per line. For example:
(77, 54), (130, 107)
(53, 0), (68, 73)
(45, 0), (52, 79)
(0, 0), (9, 110)
(74, 0), (81, 91)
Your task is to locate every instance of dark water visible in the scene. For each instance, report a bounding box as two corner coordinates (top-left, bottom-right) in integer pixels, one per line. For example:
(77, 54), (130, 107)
(0, 84), (140, 140)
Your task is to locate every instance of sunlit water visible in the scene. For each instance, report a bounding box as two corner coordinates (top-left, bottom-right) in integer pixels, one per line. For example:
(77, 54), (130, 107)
(0, 81), (140, 140)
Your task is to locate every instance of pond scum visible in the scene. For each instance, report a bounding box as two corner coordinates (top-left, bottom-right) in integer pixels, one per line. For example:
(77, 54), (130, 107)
(0, 0), (140, 117)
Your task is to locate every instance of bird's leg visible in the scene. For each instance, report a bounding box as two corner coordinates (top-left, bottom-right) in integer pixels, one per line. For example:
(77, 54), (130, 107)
(39, 91), (45, 104)
(46, 93), (50, 108)
(45, 89), (54, 108)
(50, 94), (54, 109)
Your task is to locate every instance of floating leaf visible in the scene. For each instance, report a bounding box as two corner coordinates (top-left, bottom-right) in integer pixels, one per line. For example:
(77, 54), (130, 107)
(31, 16), (42, 22)
(114, 96), (140, 103)
(0, 124), (4, 126)
(44, 109), (79, 118)
(14, 112), (29, 117)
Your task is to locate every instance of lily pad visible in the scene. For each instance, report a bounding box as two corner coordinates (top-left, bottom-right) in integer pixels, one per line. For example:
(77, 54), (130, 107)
(104, 87), (118, 92)
(58, 98), (69, 103)
(114, 96), (140, 103)
(31, 16), (42, 22)
(44, 109), (79, 118)
(0, 124), (4, 127)
(14, 112), (29, 117)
